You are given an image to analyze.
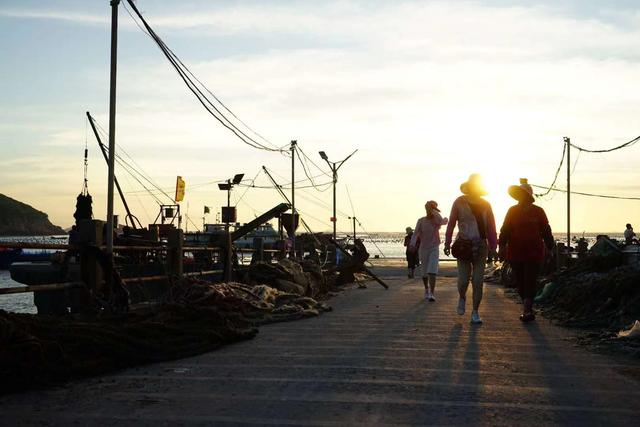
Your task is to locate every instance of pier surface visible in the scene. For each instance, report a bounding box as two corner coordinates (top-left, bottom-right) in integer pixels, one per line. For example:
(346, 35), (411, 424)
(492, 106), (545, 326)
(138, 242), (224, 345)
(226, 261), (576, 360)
(2, 261), (639, 426)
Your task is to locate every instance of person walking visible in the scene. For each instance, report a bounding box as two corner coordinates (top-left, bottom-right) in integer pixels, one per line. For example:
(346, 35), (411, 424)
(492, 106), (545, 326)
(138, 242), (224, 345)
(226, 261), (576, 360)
(498, 179), (554, 322)
(410, 201), (448, 301)
(444, 174), (497, 324)
(404, 227), (419, 278)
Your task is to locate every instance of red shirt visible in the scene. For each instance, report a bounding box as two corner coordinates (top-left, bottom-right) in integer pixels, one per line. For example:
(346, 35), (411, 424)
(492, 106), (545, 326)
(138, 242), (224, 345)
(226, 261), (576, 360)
(499, 204), (550, 262)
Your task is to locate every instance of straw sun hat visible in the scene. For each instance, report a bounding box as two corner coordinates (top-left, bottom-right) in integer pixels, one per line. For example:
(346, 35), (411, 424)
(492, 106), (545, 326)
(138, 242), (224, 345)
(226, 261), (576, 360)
(508, 179), (535, 203)
(460, 173), (488, 196)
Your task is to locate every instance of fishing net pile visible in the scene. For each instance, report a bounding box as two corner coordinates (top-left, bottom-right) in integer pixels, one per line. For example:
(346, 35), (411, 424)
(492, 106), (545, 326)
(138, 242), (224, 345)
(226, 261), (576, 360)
(533, 265), (640, 355)
(536, 265), (640, 330)
(0, 279), (330, 394)
(241, 259), (331, 297)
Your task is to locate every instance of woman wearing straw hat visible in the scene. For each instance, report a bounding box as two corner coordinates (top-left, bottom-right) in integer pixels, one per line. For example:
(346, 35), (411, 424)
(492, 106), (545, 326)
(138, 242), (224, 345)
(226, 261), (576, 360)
(410, 201), (448, 301)
(444, 174), (497, 324)
(498, 178), (554, 322)
(403, 226), (419, 278)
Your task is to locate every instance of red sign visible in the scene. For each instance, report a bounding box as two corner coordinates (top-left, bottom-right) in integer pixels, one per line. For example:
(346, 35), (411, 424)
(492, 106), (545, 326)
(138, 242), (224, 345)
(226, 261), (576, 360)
(330, 217), (336, 222)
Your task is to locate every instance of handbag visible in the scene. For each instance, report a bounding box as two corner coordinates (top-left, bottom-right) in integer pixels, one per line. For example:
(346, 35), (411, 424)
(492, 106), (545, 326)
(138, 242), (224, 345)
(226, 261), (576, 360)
(451, 238), (473, 261)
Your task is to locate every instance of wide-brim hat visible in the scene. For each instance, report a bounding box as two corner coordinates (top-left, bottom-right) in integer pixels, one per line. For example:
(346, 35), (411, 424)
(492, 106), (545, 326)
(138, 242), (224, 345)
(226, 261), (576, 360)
(425, 200), (440, 212)
(508, 183), (535, 203)
(405, 227), (413, 233)
(460, 173), (488, 196)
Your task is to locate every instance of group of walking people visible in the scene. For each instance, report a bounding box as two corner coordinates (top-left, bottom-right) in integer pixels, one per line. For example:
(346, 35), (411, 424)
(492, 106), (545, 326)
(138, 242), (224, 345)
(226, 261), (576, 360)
(404, 173), (554, 323)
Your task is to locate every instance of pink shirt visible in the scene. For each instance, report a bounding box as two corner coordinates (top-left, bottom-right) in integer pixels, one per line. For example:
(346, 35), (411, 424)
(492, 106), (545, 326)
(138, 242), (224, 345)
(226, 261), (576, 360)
(410, 212), (448, 248)
(444, 196), (498, 251)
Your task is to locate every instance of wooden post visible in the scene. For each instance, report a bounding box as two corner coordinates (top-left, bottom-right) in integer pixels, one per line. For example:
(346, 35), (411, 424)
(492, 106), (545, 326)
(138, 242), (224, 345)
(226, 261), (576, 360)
(167, 228), (184, 281)
(251, 237), (264, 264)
(565, 137), (571, 252)
(79, 220), (104, 308)
(223, 225), (233, 282)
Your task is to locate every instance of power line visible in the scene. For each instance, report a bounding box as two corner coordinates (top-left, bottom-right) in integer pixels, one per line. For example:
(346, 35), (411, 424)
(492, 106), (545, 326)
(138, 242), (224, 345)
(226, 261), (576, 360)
(570, 149), (580, 176)
(535, 141), (566, 197)
(297, 146), (332, 179)
(123, 0), (287, 154)
(295, 146), (333, 192)
(532, 184), (640, 201)
(570, 135), (640, 153)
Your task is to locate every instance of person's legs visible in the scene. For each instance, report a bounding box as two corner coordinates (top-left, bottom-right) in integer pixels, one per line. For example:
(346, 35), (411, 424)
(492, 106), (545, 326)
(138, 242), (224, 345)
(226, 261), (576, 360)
(428, 274), (436, 293)
(457, 259), (471, 298)
(457, 259), (471, 314)
(418, 248), (430, 298)
(510, 261), (525, 298)
(407, 252), (417, 278)
(425, 246), (439, 298)
(422, 276), (429, 291)
(522, 262), (541, 316)
(511, 261), (527, 316)
(470, 244), (488, 312)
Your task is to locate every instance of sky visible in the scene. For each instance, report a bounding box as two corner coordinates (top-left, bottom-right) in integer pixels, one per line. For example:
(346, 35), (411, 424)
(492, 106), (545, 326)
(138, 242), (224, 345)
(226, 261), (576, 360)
(1, 0), (640, 235)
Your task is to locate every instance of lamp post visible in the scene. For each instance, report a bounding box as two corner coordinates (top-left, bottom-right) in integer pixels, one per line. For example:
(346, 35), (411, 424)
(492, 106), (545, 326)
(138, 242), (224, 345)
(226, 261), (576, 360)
(218, 173), (244, 282)
(318, 150), (358, 242)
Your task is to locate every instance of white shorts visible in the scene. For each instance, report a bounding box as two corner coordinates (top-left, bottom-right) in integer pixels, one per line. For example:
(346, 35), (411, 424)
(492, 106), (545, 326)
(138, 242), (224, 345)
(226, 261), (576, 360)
(419, 245), (440, 276)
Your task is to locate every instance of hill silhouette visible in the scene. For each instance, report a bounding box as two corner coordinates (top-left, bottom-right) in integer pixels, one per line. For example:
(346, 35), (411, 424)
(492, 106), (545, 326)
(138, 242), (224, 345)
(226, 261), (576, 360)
(0, 194), (65, 236)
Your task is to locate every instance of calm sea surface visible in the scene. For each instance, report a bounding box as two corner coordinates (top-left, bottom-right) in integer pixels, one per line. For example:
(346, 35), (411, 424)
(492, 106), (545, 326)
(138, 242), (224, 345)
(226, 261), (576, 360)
(0, 232), (622, 314)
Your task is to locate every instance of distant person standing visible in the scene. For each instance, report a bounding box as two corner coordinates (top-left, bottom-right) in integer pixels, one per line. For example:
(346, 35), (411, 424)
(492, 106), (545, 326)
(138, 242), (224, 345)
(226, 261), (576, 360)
(624, 223), (637, 244)
(444, 174), (497, 324)
(410, 201), (448, 301)
(404, 227), (419, 278)
(498, 179), (554, 322)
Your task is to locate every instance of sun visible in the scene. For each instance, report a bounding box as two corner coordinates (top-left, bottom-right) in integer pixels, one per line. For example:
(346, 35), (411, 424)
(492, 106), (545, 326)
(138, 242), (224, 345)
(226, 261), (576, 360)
(476, 164), (524, 224)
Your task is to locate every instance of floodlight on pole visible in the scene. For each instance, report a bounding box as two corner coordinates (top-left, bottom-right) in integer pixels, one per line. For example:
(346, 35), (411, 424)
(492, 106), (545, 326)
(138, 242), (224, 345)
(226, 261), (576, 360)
(218, 173), (243, 283)
(217, 173), (244, 214)
(232, 173), (244, 185)
(318, 149), (358, 243)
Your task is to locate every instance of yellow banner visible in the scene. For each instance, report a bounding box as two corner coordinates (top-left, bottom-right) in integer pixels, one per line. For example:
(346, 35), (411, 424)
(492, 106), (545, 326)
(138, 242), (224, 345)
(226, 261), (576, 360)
(175, 176), (186, 202)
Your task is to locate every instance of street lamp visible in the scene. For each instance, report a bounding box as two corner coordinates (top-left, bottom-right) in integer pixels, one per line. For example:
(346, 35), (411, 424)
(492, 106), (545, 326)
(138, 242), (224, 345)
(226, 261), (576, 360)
(318, 150), (358, 242)
(218, 173), (244, 211)
(218, 173), (244, 282)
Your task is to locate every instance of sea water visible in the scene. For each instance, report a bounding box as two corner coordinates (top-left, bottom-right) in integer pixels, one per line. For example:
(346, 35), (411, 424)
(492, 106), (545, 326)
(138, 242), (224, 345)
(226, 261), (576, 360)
(0, 235), (67, 314)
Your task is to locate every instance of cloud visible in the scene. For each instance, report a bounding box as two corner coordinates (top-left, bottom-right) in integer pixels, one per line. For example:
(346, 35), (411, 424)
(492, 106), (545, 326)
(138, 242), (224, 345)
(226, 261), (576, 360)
(3, 1), (640, 231)
(0, 8), (107, 25)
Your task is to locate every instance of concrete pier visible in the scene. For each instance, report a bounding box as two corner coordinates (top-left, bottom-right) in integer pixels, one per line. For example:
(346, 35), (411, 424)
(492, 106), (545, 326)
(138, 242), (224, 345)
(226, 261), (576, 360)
(1, 260), (639, 426)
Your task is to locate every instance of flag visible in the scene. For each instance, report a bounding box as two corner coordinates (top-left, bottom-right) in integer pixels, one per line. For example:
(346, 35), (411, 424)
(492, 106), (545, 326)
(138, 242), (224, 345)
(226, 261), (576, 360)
(204, 206), (210, 214)
(175, 176), (186, 202)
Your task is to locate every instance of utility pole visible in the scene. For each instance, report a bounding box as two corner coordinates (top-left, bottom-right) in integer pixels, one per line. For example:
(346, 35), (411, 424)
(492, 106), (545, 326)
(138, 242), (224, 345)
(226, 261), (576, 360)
(564, 137), (571, 250)
(291, 140), (297, 258)
(106, 0), (119, 256)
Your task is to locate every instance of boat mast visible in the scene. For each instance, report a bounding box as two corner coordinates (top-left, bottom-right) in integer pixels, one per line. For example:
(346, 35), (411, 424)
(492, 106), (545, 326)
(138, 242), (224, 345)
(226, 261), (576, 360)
(106, 0), (119, 254)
